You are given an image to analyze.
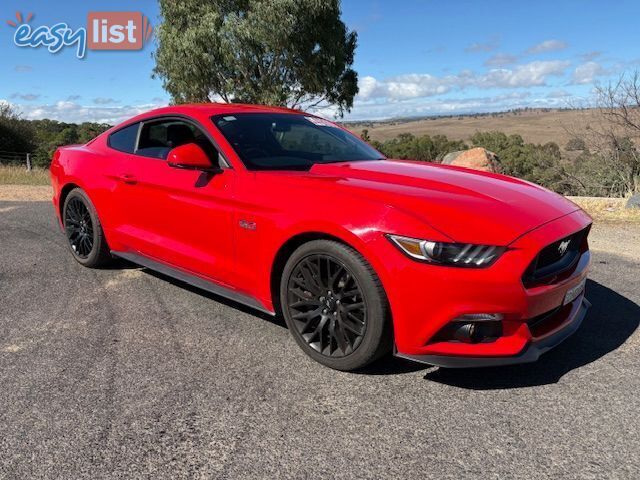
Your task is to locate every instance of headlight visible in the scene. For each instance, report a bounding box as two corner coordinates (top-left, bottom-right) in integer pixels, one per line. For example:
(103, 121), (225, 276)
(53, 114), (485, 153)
(386, 234), (505, 267)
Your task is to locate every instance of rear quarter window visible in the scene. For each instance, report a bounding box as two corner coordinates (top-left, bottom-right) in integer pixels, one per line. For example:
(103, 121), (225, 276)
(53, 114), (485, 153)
(108, 123), (140, 153)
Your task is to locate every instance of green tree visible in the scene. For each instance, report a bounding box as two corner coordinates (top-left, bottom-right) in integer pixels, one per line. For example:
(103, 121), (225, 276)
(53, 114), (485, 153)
(26, 119), (110, 167)
(0, 103), (35, 153)
(153, 0), (359, 116)
(77, 122), (111, 144)
(376, 133), (466, 162)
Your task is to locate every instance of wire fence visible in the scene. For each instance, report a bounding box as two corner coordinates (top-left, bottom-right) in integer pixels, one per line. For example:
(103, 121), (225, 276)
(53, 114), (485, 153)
(0, 150), (49, 170)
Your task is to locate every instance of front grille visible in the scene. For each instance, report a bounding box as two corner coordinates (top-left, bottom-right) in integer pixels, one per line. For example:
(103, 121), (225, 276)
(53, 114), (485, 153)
(522, 225), (590, 288)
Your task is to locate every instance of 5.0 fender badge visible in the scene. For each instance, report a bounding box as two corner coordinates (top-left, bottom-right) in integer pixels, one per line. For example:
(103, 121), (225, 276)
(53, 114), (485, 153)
(239, 220), (257, 230)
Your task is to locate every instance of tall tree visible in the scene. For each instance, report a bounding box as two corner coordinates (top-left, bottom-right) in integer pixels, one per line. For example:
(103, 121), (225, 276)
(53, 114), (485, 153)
(0, 103), (34, 153)
(153, 0), (359, 116)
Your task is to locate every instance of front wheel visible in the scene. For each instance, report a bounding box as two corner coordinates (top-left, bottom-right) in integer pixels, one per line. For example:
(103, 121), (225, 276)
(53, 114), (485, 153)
(280, 240), (392, 371)
(62, 188), (111, 268)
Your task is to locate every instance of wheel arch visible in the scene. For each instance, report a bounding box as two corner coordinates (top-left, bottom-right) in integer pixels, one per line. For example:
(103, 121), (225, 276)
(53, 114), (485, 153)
(58, 182), (82, 221)
(269, 230), (390, 321)
(270, 232), (357, 315)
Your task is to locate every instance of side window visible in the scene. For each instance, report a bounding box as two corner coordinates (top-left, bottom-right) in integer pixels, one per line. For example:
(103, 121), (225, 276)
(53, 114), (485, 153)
(108, 123), (140, 153)
(135, 119), (219, 163)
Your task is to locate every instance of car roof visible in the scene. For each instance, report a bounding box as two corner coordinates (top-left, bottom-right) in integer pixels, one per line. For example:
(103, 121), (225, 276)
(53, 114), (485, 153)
(102, 103), (334, 139)
(128, 103), (304, 122)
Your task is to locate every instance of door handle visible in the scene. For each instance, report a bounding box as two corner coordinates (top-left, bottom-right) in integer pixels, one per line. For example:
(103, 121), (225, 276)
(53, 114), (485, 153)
(119, 174), (137, 185)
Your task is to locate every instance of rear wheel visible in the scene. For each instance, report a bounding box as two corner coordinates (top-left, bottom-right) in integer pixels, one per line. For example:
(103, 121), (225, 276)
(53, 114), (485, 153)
(280, 240), (392, 371)
(63, 188), (111, 267)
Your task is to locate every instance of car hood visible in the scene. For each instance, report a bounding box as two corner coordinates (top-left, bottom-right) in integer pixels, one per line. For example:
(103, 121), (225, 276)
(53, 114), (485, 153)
(308, 160), (581, 245)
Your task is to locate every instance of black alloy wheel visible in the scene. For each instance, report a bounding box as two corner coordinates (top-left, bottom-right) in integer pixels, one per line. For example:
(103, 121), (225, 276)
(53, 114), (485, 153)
(281, 240), (392, 371)
(286, 254), (367, 357)
(64, 196), (94, 258)
(62, 188), (111, 267)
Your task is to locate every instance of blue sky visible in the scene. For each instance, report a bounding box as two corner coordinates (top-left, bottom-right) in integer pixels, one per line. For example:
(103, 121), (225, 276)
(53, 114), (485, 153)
(1, 0), (639, 123)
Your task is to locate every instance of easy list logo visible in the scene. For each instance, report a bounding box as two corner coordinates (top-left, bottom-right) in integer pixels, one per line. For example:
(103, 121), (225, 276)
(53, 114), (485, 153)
(7, 11), (153, 59)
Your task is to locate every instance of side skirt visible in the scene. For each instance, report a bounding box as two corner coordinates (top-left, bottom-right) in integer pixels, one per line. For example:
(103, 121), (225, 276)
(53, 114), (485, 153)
(111, 250), (275, 316)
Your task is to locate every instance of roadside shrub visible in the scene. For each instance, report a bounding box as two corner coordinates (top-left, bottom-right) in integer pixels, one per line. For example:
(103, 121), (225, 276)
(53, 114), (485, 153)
(565, 137), (587, 151)
(361, 126), (639, 197)
(470, 131), (567, 191)
(375, 133), (467, 162)
(563, 137), (640, 197)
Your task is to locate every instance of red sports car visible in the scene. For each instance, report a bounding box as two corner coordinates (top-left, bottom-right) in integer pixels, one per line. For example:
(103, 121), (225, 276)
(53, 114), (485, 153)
(50, 104), (591, 371)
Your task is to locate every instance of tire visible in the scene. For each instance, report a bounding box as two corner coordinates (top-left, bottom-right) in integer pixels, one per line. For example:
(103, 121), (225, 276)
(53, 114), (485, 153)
(280, 240), (392, 371)
(62, 188), (112, 268)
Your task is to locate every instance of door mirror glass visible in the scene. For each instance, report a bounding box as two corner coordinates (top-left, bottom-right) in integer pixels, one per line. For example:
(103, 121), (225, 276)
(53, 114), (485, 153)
(167, 143), (218, 171)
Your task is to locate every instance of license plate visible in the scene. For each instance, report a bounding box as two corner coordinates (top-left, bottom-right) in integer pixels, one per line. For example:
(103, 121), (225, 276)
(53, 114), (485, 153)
(563, 278), (586, 305)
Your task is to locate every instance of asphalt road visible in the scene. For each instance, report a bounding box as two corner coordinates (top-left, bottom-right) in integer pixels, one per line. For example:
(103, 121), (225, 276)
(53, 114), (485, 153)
(1, 201), (639, 479)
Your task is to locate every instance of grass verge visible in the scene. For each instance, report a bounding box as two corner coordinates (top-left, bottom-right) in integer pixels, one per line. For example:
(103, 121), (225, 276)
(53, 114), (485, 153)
(0, 166), (50, 186)
(567, 196), (640, 223)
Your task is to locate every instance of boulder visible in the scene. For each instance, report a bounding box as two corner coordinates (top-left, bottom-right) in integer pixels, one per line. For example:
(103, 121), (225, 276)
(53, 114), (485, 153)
(441, 147), (501, 173)
(626, 193), (640, 209)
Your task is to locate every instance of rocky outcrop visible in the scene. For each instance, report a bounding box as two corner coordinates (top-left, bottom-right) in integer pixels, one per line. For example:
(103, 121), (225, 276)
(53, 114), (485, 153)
(441, 147), (501, 173)
(626, 193), (640, 209)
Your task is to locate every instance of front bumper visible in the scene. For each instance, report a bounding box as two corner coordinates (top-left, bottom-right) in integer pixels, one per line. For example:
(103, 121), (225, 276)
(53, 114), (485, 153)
(378, 209), (593, 367)
(396, 296), (590, 368)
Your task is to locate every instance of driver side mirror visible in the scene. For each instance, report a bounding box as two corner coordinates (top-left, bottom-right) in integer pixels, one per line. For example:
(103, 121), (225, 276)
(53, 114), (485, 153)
(167, 143), (221, 173)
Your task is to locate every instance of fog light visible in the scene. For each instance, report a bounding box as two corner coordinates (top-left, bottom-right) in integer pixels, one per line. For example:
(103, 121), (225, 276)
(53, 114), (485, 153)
(433, 313), (504, 344)
(453, 321), (503, 343)
(453, 323), (480, 343)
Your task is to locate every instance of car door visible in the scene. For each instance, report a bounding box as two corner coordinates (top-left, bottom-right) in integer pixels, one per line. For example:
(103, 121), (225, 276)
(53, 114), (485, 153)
(117, 117), (237, 287)
(102, 121), (144, 247)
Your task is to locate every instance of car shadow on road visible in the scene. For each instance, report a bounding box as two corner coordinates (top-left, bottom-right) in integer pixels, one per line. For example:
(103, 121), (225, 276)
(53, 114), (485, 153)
(100, 257), (147, 270)
(117, 260), (638, 384)
(141, 267), (288, 329)
(422, 279), (639, 389)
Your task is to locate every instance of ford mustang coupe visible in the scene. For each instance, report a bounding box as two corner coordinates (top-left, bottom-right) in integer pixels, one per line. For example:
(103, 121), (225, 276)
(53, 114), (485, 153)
(50, 104), (591, 371)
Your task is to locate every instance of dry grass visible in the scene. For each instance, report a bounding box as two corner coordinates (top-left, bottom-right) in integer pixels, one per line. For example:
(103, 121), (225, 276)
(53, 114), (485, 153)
(346, 109), (608, 146)
(0, 166), (51, 186)
(568, 196), (640, 223)
(0, 185), (51, 201)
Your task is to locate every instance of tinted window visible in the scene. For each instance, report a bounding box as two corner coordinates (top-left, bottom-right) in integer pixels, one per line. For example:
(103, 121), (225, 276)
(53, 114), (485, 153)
(136, 119), (218, 162)
(108, 123), (140, 153)
(212, 113), (383, 171)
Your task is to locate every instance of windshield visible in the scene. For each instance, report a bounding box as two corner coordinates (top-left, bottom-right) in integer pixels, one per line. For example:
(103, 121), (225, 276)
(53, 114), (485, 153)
(212, 113), (383, 171)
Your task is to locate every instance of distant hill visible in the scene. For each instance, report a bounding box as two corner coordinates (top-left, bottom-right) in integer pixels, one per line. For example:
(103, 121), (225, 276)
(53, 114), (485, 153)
(344, 108), (604, 147)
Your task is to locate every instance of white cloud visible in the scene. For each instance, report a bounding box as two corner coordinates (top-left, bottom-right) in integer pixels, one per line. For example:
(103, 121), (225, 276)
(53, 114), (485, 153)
(479, 61), (571, 88)
(93, 97), (118, 105)
(547, 89), (572, 98)
(571, 61), (605, 84)
(14, 100), (164, 124)
(3, 56), (579, 125)
(579, 51), (602, 62)
(526, 39), (568, 54)
(10, 93), (41, 101)
(484, 53), (518, 67)
(356, 60), (571, 101)
(335, 90), (574, 121)
(357, 76), (379, 99)
(359, 74), (451, 100)
(465, 37), (500, 53)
